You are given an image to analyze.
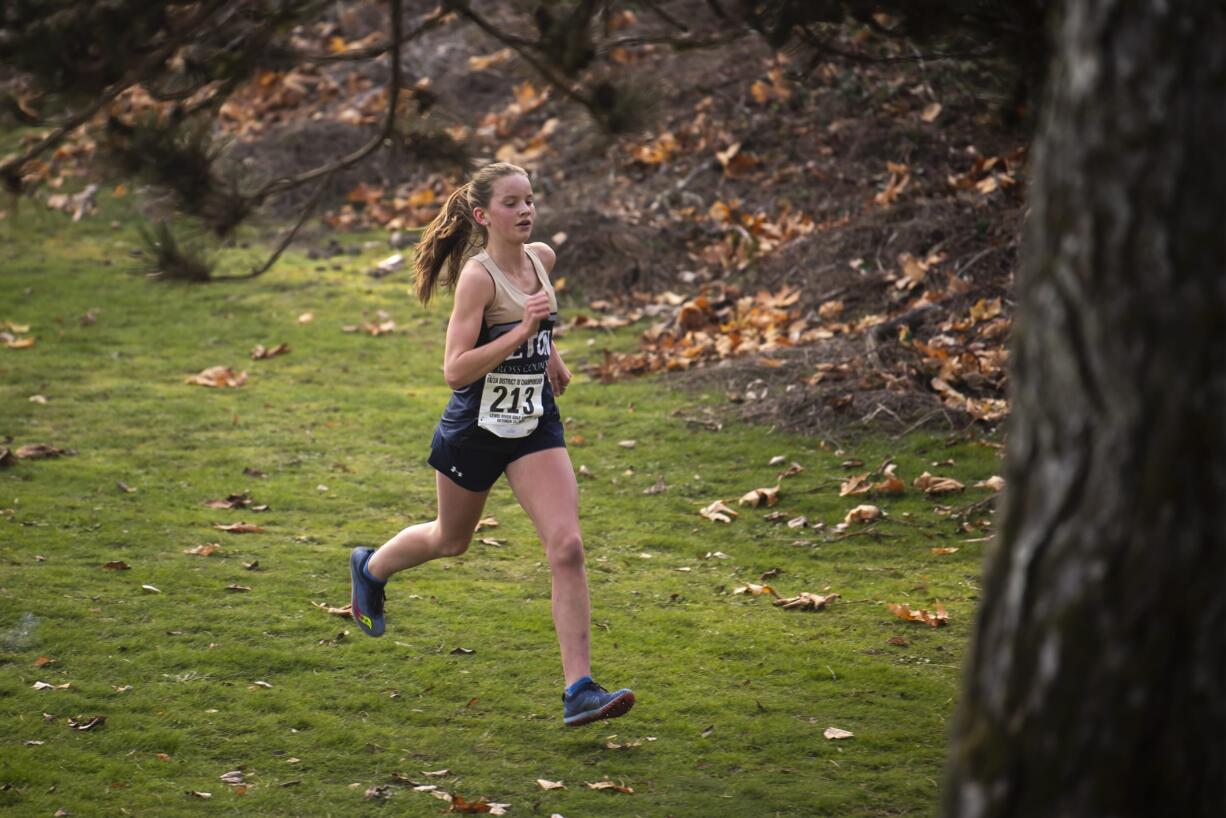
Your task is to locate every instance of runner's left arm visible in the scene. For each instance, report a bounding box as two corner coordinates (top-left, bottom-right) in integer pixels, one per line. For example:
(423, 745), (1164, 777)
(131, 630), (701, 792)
(547, 340), (572, 396)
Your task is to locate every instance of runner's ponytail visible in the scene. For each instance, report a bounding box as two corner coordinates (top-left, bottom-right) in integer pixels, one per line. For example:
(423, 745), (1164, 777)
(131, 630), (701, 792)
(413, 162), (528, 306)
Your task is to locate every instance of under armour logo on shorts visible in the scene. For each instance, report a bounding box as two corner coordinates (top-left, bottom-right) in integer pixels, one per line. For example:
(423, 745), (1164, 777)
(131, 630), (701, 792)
(450, 466), (464, 478)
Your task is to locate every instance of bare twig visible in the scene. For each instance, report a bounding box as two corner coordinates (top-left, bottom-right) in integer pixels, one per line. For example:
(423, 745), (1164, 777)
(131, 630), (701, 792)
(796, 24), (998, 67)
(216, 165), (339, 281)
(296, 7), (450, 63)
(251, 0), (407, 203)
(640, 0), (690, 32)
(446, 0), (593, 112)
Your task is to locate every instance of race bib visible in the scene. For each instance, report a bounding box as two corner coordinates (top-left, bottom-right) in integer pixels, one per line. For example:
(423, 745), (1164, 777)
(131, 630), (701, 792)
(477, 371), (544, 438)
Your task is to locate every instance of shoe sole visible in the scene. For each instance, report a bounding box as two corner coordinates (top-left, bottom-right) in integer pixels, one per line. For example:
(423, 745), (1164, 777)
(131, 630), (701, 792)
(564, 690), (635, 727)
(349, 548), (384, 637)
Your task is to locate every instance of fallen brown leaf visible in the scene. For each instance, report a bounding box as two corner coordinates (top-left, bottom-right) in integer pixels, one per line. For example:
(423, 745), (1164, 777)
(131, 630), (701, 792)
(185, 366), (248, 388)
(773, 592), (839, 611)
(913, 472), (965, 495)
(67, 715), (106, 731)
(732, 583), (779, 598)
(102, 561), (130, 571)
(839, 473), (871, 496)
(738, 485), (780, 508)
(449, 794), (493, 812)
(975, 475), (1005, 492)
(14, 443), (74, 459)
(251, 343), (290, 360)
(364, 784), (394, 800)
(585, 779), (634, 793)
(886, 602), (949, 627)
(212, 522), (264, 533)
(843, 504), (882, 525)
(184, 544), (222, 557)
(823, 726), (854, 740)
(699, 499), (738, 523)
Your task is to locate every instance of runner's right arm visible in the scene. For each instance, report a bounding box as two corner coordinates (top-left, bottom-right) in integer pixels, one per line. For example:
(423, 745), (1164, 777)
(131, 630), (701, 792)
(442, 262), (549, 389)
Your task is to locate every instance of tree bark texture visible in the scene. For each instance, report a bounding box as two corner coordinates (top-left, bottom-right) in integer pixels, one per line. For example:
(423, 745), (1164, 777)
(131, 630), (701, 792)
(943, 3), (1225, 817)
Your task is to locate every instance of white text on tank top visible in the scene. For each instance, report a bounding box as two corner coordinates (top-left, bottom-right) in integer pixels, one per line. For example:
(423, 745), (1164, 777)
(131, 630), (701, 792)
(475, 248), (557, 438)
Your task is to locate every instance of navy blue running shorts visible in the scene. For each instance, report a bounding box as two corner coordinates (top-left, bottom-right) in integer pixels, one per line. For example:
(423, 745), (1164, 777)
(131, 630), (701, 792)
(428, 417), (566, 492)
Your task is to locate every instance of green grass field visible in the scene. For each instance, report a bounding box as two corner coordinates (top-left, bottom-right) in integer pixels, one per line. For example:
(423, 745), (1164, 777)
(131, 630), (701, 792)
(1, 187), (1001, 816)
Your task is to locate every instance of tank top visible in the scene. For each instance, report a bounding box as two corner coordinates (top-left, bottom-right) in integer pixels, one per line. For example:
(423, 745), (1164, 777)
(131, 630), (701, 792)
(436, 246), (559, 449)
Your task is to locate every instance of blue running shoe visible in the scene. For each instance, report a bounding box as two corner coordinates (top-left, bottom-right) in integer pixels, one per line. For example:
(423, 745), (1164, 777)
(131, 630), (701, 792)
(562, 677), (635, 726)
(349, 547), (386, 637)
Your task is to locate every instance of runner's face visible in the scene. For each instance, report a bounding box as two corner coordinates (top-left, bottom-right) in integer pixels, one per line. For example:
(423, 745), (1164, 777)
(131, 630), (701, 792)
(478, 174), (534, 242)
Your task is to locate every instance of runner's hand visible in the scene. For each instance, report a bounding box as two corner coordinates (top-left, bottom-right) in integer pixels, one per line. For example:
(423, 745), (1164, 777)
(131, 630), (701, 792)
(548, 357), (572, 396)
(520, 292), (551, 338)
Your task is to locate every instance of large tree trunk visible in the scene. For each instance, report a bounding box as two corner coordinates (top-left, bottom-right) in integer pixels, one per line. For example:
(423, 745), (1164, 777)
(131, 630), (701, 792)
(943, 4), (1225, 817)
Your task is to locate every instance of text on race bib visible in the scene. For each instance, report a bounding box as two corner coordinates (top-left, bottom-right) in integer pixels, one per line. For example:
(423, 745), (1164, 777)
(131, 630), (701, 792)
(477, 371), (544, 438)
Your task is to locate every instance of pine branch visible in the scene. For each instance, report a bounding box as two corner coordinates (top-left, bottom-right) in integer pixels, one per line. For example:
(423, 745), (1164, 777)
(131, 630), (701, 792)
(0, 0), (238, 193)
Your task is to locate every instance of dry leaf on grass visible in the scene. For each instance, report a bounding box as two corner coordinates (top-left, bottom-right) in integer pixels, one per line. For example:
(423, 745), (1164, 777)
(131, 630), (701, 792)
(251, 343), (290, 360)
(738, 485), (780, 507)
(185, 366), (247, 388)
(777, 462), (805, 479)
(732, 583), (779, 598)
(886, 602), (949, 627)
(642, 476), (668, 495)
(823, 726), (854, 740)
(308, 605), (353, 618)
(839, 473), (871, 496)
(474, 517), (499, 532)
(913, 472), (965, 495)
(103, 561), (130, 571)
(843, 504), (882, 525)
(585, 779), (634, 793)
(536, 779), (565, 790)
(931, 547), (959, 555)
(699, 500), (738, 523)
(773, 592), (839, 611)
(184, 544), (222, 557)
(67, 715), (105, 731)
(975, 475), (1005, 491)
(364, 784), (394, 800)
(212, 522), (264, 533)
(14, 443), (74, 459)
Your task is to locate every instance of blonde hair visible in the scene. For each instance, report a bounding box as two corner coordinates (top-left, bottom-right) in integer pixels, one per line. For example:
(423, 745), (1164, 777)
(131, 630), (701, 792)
(413, 162), (528, 305)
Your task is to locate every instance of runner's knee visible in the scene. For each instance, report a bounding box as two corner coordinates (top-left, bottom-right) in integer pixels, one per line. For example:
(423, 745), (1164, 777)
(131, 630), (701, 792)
(434, 530), (472, 557)
(546, 533), (584, 571)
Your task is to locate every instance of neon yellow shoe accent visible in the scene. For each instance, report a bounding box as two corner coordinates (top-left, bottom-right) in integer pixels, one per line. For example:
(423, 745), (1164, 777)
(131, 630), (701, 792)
(358, 613), (372, 629)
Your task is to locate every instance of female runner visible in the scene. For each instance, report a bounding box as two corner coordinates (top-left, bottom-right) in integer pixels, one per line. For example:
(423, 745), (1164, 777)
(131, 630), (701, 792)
(348, 161), (634, 727)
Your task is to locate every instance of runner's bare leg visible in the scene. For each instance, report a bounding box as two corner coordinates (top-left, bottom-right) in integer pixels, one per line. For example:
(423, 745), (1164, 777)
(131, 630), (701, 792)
(505, 446), (590, 687)
(366, 471), (490, 579)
